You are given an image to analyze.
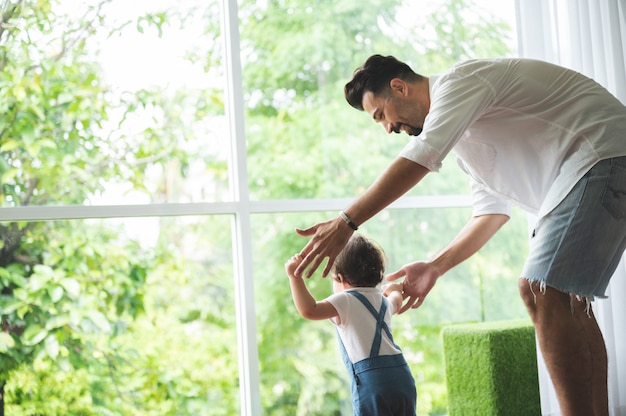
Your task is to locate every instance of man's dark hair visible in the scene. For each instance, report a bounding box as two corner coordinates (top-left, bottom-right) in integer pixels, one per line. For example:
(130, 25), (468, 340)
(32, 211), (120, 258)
(334, 234), (386, 287)
(344, 54), (422, 111)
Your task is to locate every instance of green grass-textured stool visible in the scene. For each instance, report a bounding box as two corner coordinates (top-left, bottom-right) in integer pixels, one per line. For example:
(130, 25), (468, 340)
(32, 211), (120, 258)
(442, 319), (541, 416)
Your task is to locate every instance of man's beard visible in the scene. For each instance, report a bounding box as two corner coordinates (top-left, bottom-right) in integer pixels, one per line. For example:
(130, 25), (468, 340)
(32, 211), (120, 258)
(392, 123), (422, 136)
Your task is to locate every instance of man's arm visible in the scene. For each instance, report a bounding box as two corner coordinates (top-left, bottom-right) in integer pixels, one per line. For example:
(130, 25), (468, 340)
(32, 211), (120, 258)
(295, 157), (430, 278)
(387, 213), (510, 313)
(429, 213), (510, 276)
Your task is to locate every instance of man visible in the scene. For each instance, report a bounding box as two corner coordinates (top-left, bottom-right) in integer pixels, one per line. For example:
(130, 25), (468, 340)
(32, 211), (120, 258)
(294, 55), (626, 416)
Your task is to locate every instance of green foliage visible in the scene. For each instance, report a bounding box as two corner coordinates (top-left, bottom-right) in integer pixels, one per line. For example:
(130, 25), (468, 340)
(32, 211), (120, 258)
(442, 320), (541, 416)
(240, 0), (402, 113)
(0, 2), (108, 206)
(243, 0), (515, 201)
(5, 361), (98, 415)
(0, 220), (151, 391)
(0, 0), (219, 413)
(419, 0), (515, 71)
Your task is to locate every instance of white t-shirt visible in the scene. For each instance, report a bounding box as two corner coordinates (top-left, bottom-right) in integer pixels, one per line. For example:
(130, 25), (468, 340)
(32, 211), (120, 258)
(326, 287), (402, 364)
(398, 58), (626, 220)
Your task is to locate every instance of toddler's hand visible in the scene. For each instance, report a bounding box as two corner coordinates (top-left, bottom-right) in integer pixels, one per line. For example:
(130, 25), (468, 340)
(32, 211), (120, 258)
(285, 253), (304, 278)
(382, 282), (404, 297)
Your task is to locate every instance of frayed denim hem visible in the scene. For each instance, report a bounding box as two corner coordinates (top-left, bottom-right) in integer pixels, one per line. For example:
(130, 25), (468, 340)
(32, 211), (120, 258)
(521, 277), (603, 317)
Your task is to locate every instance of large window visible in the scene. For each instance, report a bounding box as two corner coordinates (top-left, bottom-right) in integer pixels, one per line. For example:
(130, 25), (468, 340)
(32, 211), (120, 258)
(0, 1), (523, 415)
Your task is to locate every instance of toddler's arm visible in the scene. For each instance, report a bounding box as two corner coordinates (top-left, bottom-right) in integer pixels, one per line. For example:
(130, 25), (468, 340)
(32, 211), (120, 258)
(285, 254), (338, 321)
(383, 282), (404, 314)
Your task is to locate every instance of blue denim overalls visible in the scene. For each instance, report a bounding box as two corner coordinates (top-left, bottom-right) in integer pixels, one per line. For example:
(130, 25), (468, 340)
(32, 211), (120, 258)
(338, 290), (417, 415)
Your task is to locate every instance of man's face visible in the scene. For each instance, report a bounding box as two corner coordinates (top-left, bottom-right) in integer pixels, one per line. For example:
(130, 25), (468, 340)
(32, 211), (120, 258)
(361, 79), (425, 136)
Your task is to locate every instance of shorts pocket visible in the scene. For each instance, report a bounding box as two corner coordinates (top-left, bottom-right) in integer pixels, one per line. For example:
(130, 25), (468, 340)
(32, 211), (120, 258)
(601, 158), (626, 219)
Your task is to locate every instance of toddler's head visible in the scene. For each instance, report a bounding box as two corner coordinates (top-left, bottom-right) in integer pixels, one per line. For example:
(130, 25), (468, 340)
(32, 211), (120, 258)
(333, 233), (386, 288)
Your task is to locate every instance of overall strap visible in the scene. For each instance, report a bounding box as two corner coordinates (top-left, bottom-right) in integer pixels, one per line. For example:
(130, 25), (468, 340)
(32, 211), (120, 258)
(346, 290), (398, 358)
(336, 329), (356, 373)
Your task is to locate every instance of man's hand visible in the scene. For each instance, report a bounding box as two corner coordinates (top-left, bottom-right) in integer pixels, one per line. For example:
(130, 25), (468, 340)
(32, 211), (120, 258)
(294, 217), (354, 278)
(386, 261), (441, 314)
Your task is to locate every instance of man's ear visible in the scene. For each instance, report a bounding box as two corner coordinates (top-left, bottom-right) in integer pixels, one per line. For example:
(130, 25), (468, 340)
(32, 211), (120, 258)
(389, 78), (407, 96)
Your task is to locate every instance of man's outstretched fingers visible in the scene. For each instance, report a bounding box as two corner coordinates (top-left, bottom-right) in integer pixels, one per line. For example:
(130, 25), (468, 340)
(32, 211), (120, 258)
(294, 252), (313, 277)
(398, 296), (417, 314)
(321, 255), (335, 277)
(385, 269), (406, 282)
(412, 297), (424, 309)
(295, 226), (315, 237)
(303, 254), (324, 279)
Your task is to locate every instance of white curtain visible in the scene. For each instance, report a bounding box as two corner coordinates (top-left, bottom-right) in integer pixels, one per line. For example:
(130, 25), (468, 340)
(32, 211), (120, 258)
(515, 1), (626, 415)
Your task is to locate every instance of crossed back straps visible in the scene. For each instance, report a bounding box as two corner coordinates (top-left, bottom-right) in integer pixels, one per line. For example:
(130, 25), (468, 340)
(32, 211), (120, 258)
(346, 290), (398, 358)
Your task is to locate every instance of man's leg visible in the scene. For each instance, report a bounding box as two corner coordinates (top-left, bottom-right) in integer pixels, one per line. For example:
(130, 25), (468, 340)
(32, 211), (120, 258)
(518, 279), (608, 416)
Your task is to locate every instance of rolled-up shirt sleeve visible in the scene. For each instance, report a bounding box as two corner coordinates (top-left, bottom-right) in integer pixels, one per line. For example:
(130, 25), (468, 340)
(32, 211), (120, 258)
(469, 176), (511, 217)
(398, 138), (445, 172)
(453, 155), (511, 216)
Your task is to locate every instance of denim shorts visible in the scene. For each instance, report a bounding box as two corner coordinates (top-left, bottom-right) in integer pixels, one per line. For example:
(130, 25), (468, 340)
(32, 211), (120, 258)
(521, 156), (626, 300)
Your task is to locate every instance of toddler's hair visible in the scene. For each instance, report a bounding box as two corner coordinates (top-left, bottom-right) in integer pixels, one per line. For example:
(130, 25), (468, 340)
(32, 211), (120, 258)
(334, 234), (386, 287)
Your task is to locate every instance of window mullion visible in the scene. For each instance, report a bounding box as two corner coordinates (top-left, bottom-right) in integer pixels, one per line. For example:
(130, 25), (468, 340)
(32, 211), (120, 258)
(221, 0), (262, 415)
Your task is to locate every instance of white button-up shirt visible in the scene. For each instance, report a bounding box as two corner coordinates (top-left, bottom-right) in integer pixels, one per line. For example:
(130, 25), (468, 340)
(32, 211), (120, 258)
(398, 58), (626, 220)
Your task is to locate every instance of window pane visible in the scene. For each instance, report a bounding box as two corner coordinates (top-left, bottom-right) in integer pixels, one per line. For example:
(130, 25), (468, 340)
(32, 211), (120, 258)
(1, 215), (238, 415)
(240, 0), (518, 201)
(251, 212), (349, 414)
(252, 206), (527, 414)
(0, 0), (230, 208)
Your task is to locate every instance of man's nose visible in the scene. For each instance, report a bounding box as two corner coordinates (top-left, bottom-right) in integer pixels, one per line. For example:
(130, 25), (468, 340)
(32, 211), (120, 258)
(383, 121), (393, 134)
